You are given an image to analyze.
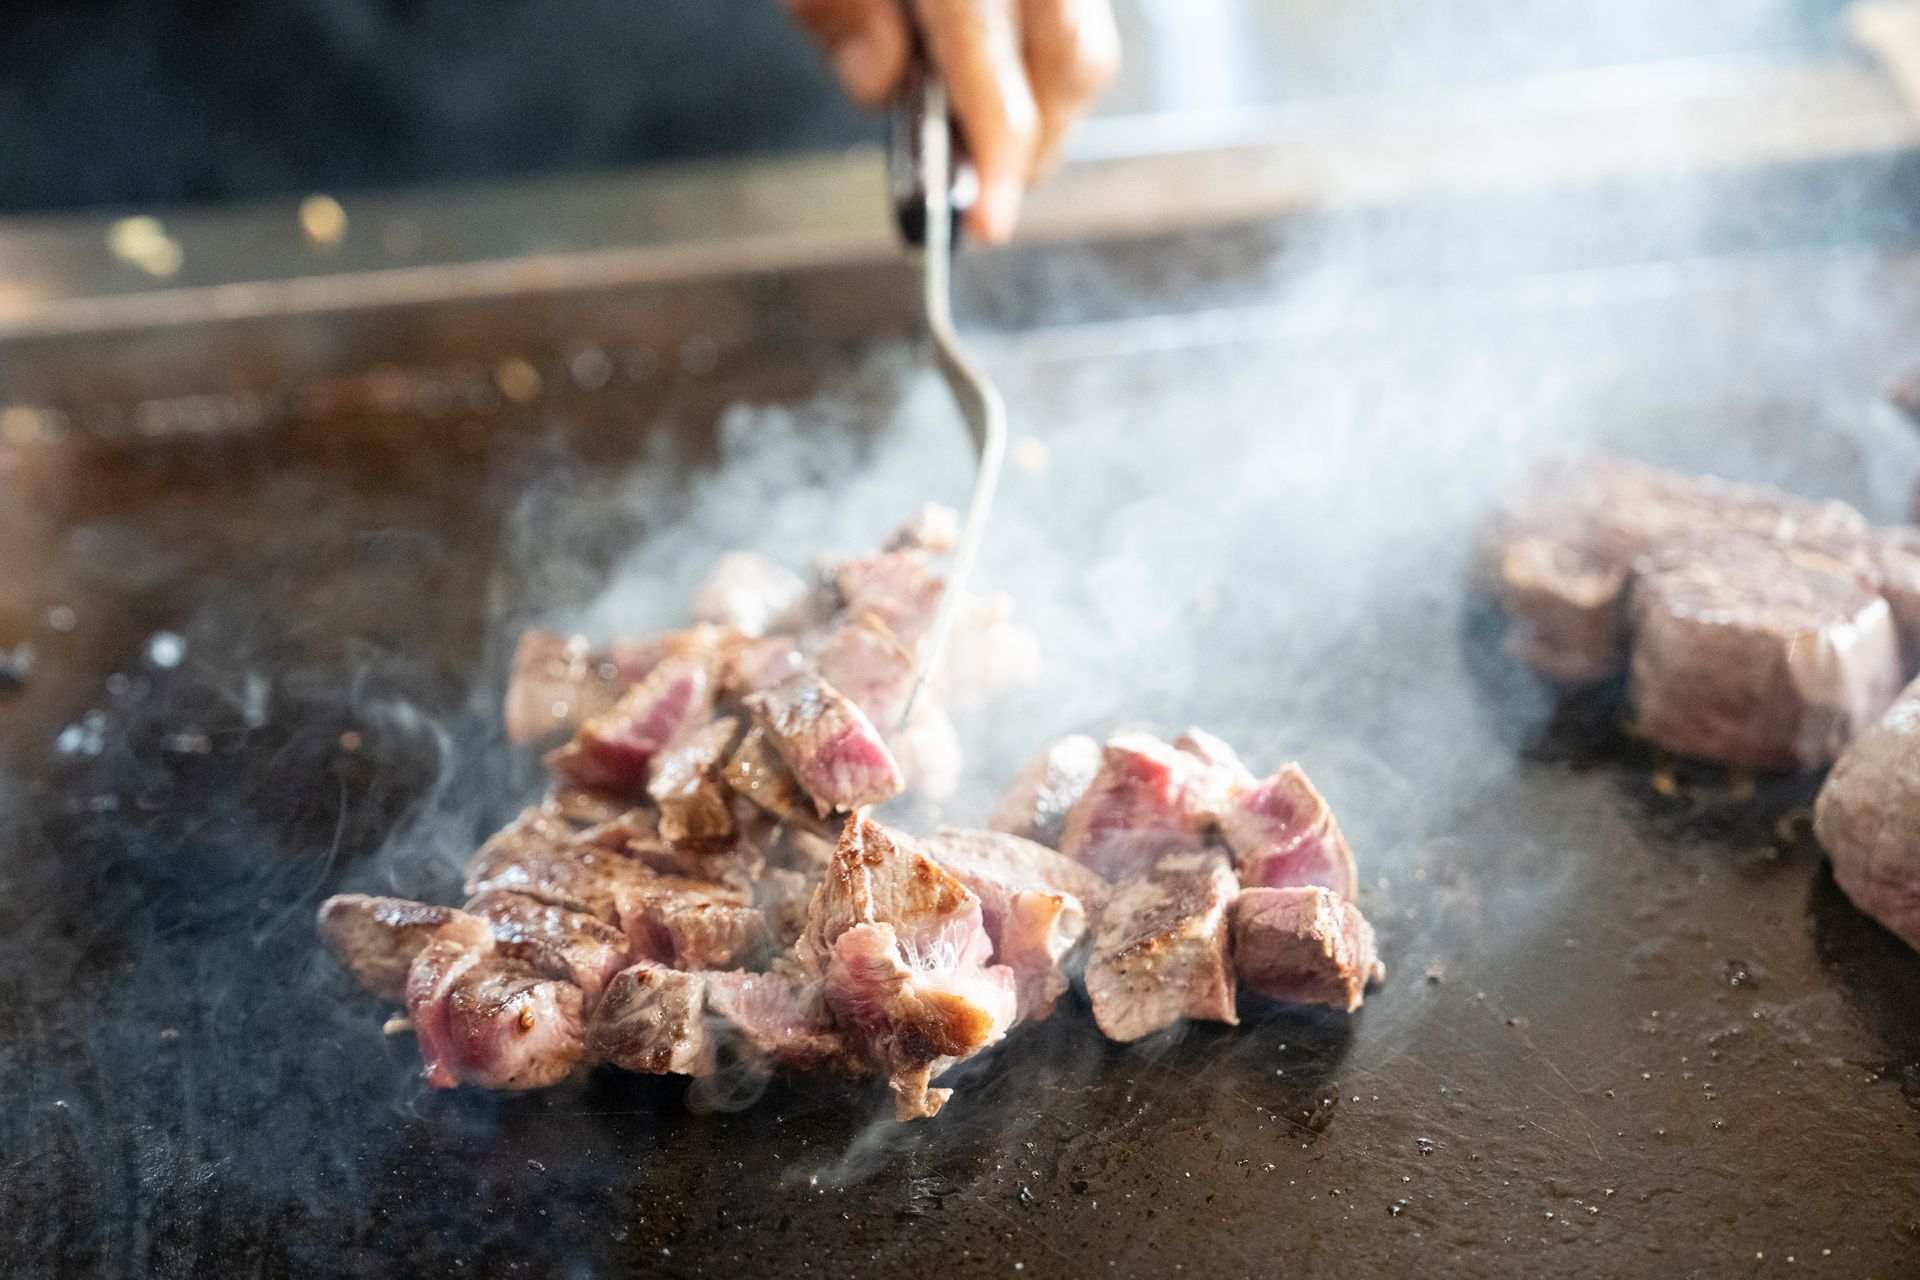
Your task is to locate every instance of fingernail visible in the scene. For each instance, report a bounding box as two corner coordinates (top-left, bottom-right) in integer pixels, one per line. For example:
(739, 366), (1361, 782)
(976, 180), (1022, 244)
(834, 31), (888, 105)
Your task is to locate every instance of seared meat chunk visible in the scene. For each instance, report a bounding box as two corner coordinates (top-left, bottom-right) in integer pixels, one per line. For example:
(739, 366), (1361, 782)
(924, 828), (1109, 1020)
(691, 551), (811, 638)
(746, 673), (904, 815)
(1814, 676), (1920, 952)
(829, 550), (946, 649)
(622, 878), (772, 972)
(1057, 733), (1216, 879)
(316, 894), (491, 1003)
(1485, 457), (1878, 684)
(721, 636), (805, 700)
(504, 631), (618, 746)
(1217, 764), (1359, 899)
(706, 965), (864, 1074)
(724, 725), (829, 830)
(1628, 539), (1902, 770)
(1232, 887), (1382, 1013)
(1085, 849), (1239, 1042)
(465, 889), (630, 1008)
(648, 716), (742, 842)
(586, 962), (716, 1076)
(463, 807), (653, 925)
(802, 816), (1016, 1119)
(547, 652), (715, 794)
(812, 616), (916, 730)
(990, 734), (1101, 848)
(406, 940), (585, 1090)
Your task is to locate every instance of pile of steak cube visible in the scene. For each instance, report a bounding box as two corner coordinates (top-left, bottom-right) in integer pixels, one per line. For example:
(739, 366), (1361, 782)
(319, 508), (1382, 1120)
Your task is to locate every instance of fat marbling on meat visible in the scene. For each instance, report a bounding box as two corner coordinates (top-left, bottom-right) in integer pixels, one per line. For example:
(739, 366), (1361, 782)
(1814, 675), (1920, 952)
(1628, 537), (1902, 770)
(1232, 886), (1382, 1013)
(1084, 848), (1239, 1042)
(801, 815), (1017, 1119)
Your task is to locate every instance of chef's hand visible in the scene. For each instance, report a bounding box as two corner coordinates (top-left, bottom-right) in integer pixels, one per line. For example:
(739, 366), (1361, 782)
(787, 0), (1119, 243)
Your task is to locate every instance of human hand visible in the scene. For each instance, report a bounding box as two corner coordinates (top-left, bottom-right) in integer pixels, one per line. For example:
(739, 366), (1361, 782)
(787, 0), (1119, 242)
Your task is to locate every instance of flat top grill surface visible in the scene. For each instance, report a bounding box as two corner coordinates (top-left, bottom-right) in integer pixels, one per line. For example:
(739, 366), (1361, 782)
(3, 240), (1919, 1279)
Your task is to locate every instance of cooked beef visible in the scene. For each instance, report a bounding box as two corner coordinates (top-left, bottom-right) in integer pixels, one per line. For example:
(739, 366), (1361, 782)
(691, 551), (811, 638)
(884, 503), (960, 555)
(546, 653), (715, 794)
(1216, 765), (1359, 899)
(1485, 457), (1881, 684)
(829, 550), (946, 650)
(721, 635), (806, 700)
(1628, 539), (1903, 769)
(1084, 848), (1239, 1042)
(404, 938), (589, 1090)
(745, 673), (905, 815)
(504, 631), (618, 746)
(623, 879), (773, 972)
(1871, 526), (1920, 670)
(465, 889), (631, 1008)
(463, 807), (654, 925)
(316, 894), (492, 1003)
(626, 835), (766, 894)
(542, 784), (636, 829)
(705, 965), (864, 1074)
(990, 734), (1102, 848)
(648, 716), (742, 841)
(811, 616), (917, 729)
(585, 962), (717, 1076)
(1814, 677), (1920, 952)
(1232, 886), (1382, 1013)
(802, 816), (1017, 1119)
(754, 866), (817, 951)
(724, 725), (830, 830)
(924, 828), (1109, 1020)
(1057, 733), (1216, 879)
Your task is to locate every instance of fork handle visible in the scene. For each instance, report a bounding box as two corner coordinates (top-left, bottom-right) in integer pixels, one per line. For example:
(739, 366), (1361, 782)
(887, 53), (978, 247)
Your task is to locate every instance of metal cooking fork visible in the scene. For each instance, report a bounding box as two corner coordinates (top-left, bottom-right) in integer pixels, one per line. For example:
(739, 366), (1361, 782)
(889, 59), (1008, 729)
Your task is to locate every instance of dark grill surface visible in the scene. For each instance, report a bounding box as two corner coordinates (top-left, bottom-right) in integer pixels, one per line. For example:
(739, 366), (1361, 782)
(3, 242), (1919, 1278)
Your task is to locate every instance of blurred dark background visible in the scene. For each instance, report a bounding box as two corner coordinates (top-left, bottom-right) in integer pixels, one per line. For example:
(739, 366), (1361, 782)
(0, 0), (1863, 216)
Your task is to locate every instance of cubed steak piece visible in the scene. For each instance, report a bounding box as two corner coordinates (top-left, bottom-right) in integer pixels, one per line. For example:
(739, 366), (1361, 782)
(1484, 457), (1877, 683)
(504, 632), (618, 746)
(811, 616), (917, 730)
(647, 716), (741, 842)
(724, 725), (831, 830)
(924, 828), (1110, 1021)
(406, 941), (585, 1090)
(706, 965), (864, 1074)
(802, 816), (1017, 1119)
(622, 878), (772, 972)
(721, 636), (805, 700)
(547, 653), (715, 794)
(463, 807), (654, 925)
(316, 894), (492, 1003)
(990, 734), (1102, 849)
(585, 962), (717, 1076)
(1814, 676), (1920, 952)
(1085, 849), (1239, 1042)
(691, 551), (811, 638)
(1627, 539), (1902, 770)
(1217, 765), (1359, 899)
(829, 550), (946, 649)
(1057, 733), (1216, 879)
(465, 889), (630, 1008)
(1232, 887), (1383, 1013)
(745, 673), (904, 815)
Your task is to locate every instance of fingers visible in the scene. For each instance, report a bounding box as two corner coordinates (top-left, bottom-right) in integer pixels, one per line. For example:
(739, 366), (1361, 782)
(914, 0), (1039, 243)
(1018, 0), (1119, 179)
(786, 0), (912, 107)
